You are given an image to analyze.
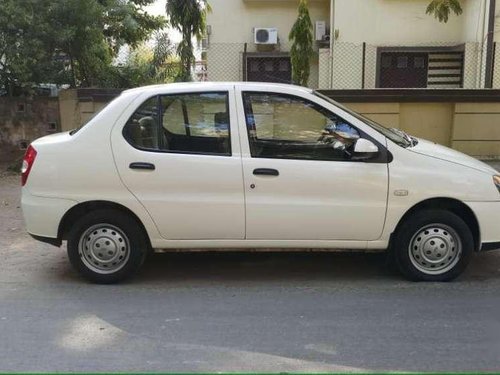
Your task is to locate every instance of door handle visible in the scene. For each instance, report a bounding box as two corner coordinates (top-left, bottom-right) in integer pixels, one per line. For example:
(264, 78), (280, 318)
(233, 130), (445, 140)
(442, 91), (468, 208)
(129, 162), (155, 171)
(253, 168), (279, 176)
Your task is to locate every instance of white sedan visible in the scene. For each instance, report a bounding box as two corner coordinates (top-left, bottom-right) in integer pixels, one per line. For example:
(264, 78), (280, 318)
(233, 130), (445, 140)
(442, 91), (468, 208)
(21, 82), (500, 283)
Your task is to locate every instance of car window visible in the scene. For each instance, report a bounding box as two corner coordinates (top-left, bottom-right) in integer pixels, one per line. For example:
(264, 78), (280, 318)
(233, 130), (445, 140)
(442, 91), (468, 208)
(123, 92), (231, 156)
(313, 91), (411, 148)
(161, 98), (186, 135)
(162, 93), (229, 139)
(122, 96), (160, 150)
(242, 92), (360, 161)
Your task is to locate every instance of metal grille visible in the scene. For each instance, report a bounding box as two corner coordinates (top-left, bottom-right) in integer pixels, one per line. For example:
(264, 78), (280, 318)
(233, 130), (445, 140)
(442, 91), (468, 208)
(205, 41), (499, 89)
(245, 55), (292, 84)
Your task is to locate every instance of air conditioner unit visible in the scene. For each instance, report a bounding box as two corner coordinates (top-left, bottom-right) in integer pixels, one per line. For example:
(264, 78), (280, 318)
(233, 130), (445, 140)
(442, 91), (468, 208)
(201, 37), (209, 50)
(315, 21), (326, 41)
(254, 28), (278, 45)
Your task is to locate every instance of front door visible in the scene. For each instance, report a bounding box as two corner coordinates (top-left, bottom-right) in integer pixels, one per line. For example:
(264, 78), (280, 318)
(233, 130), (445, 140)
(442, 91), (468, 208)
(237, 89), (388, 241)
(113, 89), (245, 240)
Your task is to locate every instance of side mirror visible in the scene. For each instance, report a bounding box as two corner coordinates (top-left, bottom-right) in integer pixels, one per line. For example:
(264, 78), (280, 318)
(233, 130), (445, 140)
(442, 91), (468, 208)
(353, 138), (379, 160)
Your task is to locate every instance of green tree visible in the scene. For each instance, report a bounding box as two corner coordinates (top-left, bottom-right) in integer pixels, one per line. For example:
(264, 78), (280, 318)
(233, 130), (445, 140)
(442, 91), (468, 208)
(0, 0), (166, 94)
(0, 0), (65, 95)
(50, 0), (166, 87)
(426, 0), (463, 23)
(100, 0), (166, 53)
(289, 0), (314, 86)
(109, 32), (180, 87)
(166, 0), (210, 81)
(49, 0), (113, 87)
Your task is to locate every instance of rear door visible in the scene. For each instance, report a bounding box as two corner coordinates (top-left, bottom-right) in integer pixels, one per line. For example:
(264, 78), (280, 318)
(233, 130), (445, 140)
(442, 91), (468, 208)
(112, 86), (245, 240)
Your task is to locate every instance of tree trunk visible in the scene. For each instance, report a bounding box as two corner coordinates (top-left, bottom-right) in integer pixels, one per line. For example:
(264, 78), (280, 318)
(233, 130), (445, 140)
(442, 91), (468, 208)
(67, 43), (77, 88)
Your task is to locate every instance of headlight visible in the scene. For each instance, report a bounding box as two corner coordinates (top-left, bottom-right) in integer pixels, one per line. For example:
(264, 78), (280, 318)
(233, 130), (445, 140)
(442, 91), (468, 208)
(494, 175), (500, 193)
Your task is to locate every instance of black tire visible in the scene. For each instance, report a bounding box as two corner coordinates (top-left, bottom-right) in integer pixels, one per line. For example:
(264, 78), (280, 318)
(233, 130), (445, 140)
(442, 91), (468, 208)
(67, 209), (148, 284)
(392, 209), (473, 282)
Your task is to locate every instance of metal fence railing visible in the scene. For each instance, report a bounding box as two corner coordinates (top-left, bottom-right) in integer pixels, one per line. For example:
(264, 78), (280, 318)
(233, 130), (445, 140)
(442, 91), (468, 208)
(204, 41), (499, 90)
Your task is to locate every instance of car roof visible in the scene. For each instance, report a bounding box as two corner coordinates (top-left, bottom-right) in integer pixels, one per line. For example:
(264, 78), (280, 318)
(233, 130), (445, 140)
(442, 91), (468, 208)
(122, 81), (313, 96)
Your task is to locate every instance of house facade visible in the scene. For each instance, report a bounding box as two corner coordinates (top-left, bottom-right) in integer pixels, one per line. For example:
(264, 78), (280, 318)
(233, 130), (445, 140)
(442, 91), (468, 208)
(205, 0), (499, 89)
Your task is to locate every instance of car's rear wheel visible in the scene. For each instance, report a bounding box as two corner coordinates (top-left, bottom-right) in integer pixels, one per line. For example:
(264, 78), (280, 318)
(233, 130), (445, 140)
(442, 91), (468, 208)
(67, 209), (148, 284)
(392, 209), (473, 281)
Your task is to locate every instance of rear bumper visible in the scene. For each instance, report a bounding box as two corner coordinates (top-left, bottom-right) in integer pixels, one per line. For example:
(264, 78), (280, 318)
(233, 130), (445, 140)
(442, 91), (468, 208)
(21, 189), (77, 240)
(29, 233), (62, 247)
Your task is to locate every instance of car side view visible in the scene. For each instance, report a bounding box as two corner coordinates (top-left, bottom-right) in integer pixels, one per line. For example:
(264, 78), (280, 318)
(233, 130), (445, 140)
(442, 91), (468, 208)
(21, 82), (500, 283)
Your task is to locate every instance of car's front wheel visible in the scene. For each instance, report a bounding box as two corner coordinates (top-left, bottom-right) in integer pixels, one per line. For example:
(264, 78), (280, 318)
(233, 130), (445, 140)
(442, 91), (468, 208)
(67, 209), (148, 284)
(392, 209), (474, 281)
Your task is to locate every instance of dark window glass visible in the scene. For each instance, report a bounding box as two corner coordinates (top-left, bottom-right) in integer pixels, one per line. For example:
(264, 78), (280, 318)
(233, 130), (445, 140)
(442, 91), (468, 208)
(381, 55), (392, 68)
(246, 57), (292, 83)
(250, 61), (259, 72)
(378, 52), (429, 88)
(279, 60), (289, 72)
(123, 97), (160, 150)
(397, 56), (408, 68)
(242, 92), (360, 161)
(414, 56), (425, 68)
(123, 92), (231, 156)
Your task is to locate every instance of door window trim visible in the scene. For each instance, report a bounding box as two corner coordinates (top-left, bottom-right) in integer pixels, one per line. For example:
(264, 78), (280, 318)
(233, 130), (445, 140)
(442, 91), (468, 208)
(241, 91), (391, 163)
(122, 91), (233, 157)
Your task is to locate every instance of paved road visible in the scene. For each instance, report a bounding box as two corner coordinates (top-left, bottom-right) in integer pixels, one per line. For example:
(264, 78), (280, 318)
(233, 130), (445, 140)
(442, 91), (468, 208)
(1, 170), (500, 372)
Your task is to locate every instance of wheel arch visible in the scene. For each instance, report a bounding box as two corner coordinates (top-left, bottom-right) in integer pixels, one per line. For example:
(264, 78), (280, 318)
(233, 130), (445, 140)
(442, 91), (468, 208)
(58, 200), (152, 249)
(392, 197), (481, 252)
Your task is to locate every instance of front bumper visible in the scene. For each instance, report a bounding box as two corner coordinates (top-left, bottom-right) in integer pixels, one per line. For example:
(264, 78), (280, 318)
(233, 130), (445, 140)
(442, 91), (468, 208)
(465, 201), (500, 250)
(481, 241), (500, 251)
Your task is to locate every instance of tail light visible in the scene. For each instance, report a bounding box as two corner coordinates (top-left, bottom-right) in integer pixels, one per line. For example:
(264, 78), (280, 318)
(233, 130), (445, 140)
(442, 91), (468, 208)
(21, 145), (37, 186)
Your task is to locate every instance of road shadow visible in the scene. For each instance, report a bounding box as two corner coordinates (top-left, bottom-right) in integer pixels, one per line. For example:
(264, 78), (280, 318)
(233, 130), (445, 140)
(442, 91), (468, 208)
(130, 251), (399, 284)
(130, 249), (500, 284)
(40, 245), (500, 285)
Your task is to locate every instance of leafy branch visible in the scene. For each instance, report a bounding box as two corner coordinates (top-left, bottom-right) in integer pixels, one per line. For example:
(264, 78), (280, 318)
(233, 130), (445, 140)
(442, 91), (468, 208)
(426, 0), (463, 23)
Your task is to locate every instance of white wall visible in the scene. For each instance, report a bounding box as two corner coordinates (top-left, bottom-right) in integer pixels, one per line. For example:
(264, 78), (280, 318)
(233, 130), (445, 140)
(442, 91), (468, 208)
(207, 0), (330, 47)
(326, 0), (492, 89)
(333, 0), (466, 46)
(207, 0), (483, 46)
(462, 0), (487, 42)
(206, 0), (329, 87)
(206, 0), (498, 89)
(496, 2), (500, 42)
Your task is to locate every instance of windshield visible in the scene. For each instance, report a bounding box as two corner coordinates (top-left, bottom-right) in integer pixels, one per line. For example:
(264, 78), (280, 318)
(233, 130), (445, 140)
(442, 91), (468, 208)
(313, 91), (412, 148)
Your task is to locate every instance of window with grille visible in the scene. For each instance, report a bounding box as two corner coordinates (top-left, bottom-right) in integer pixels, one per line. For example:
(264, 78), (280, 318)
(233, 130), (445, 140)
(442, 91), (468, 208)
(245, 56), (292, 84)
(377, 48), (464, 88)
